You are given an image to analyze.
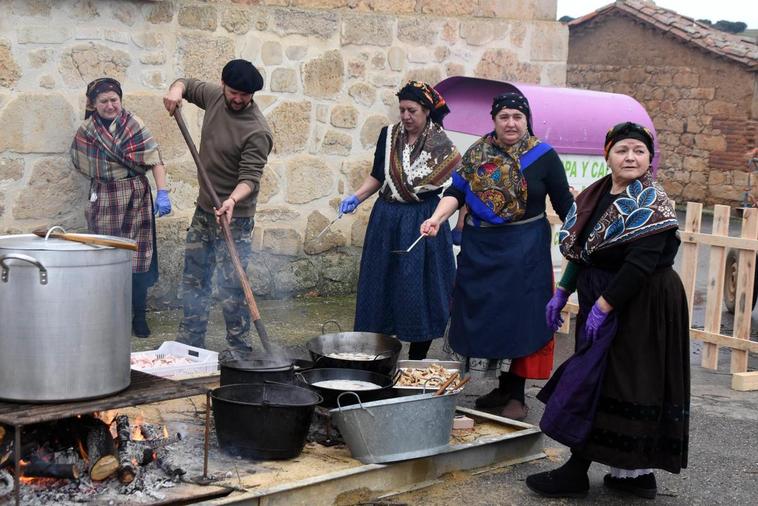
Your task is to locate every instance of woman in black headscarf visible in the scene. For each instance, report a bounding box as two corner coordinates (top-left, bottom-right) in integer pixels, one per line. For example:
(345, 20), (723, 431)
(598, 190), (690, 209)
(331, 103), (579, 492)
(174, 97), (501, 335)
(526, 122), (689, 500)
(339, 80), (460, 360)
(421, 93), (573, 420)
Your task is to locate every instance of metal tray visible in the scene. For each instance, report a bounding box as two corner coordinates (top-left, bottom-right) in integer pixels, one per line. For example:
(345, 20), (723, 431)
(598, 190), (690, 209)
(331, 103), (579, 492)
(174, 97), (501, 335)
(394, 359), (464, 396)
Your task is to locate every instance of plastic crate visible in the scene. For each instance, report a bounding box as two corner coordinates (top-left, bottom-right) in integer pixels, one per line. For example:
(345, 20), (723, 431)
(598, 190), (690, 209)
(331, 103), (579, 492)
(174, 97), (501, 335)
(130, 341), (219, 378)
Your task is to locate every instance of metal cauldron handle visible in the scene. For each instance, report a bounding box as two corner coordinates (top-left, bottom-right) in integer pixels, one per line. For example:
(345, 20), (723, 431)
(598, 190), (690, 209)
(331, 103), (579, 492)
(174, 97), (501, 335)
(44, 226), (66, 240)
(321, 319), (342, 334)
(294, 371), (307, 386)
(390, 370), (403, 387)
(336, 391), (364, 411)
(0, 253), (48, 285)
(420, 377), (443, 394)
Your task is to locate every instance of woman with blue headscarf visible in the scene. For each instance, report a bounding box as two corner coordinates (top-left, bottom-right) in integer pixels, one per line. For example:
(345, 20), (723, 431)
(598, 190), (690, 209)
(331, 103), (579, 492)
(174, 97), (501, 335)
(421, 92), (573, 420)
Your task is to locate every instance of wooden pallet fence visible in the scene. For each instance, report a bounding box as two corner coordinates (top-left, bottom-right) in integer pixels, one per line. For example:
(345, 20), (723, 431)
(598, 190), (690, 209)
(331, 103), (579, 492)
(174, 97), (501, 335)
(549, 205), (758, 390)
(675, 204), (757, 390)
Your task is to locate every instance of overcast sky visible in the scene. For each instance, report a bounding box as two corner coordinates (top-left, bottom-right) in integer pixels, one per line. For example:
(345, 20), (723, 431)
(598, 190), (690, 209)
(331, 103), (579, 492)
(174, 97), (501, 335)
(556, 0), (758, 29)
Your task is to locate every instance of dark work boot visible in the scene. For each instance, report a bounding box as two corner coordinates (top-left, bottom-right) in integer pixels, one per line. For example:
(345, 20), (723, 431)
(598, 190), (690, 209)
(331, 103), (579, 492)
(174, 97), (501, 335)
(225, 333), (253, 353)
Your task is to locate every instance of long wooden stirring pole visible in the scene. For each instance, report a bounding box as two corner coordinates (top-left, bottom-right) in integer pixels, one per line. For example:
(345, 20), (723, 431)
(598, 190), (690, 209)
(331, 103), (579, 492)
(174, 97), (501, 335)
(173, 109), (271, 352)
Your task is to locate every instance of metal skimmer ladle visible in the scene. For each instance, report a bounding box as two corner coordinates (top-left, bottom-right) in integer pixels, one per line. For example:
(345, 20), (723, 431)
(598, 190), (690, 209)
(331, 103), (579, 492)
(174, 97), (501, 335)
(314, 213), (343, 241)
(391, 233), (427, 255)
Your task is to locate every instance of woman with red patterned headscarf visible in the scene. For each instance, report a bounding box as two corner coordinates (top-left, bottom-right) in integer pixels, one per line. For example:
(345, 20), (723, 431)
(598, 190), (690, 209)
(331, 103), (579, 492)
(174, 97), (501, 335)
(339, 81), (460, 360)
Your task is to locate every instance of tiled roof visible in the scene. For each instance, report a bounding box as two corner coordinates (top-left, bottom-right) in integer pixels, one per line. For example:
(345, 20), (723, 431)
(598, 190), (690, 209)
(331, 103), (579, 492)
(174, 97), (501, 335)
(568, 0), (758, 70)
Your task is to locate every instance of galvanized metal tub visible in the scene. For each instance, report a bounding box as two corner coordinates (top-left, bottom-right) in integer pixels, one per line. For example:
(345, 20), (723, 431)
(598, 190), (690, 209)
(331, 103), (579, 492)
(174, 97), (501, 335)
(330, 391), (458, 464)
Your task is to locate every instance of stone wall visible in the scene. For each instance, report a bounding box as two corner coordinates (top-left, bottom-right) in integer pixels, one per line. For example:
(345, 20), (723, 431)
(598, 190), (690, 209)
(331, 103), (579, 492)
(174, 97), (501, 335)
(0, 0), (566, 304)
(567, 14), (758, 207)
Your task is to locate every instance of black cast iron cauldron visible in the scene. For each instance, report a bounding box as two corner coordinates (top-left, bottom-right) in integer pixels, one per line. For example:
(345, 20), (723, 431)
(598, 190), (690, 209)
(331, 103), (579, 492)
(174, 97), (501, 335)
(211, 382), (322, 460)
(298, 368), (398, 408)
(306, 321), (402, 376)
(219, 351), (296, 386)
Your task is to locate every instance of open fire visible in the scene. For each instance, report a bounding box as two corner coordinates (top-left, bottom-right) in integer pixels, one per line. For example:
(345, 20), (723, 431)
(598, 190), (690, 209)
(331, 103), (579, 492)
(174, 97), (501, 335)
(0, 411), (186, 502)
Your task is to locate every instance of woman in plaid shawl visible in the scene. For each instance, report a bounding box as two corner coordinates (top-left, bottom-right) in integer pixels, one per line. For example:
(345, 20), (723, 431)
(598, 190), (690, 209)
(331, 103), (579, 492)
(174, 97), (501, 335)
(70, 77), (172, 338)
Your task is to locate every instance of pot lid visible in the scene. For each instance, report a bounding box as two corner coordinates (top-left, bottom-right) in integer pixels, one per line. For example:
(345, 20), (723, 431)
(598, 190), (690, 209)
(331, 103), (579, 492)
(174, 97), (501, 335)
(222, 358), (294, 371)
(0, 234), (117, 251)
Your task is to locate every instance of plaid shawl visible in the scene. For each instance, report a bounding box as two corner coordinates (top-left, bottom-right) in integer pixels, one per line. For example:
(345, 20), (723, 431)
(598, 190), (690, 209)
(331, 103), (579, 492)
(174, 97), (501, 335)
(85, 175), (154, 273)
(380, 121), (461, 203)
(559, 171), (678, 264)
(70, 109), (162, 181)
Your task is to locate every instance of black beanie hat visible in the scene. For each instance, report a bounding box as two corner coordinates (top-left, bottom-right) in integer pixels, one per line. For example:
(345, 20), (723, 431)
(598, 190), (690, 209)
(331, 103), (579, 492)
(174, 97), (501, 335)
(221, 59), (264, 94)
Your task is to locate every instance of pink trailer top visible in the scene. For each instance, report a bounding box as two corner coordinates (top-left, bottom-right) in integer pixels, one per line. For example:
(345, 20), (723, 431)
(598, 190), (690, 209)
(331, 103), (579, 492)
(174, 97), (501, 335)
(435, 76), (659, 171)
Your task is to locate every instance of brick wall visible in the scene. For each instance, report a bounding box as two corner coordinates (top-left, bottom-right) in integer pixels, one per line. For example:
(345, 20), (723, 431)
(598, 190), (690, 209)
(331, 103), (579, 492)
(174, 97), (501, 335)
(567, 13), (757, 206)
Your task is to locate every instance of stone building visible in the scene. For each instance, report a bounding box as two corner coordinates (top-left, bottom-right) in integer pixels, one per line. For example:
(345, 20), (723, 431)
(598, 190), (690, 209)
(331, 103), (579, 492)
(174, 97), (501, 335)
(0, 0), (567, 303)
(566, 0), (758, 207)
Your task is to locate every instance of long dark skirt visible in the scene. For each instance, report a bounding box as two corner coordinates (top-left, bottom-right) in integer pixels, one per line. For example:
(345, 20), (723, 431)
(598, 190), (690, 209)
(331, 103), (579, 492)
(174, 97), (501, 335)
(354, 197), (455, 342)
(448, 216), (554, 359)
(542, 266), (690, 473)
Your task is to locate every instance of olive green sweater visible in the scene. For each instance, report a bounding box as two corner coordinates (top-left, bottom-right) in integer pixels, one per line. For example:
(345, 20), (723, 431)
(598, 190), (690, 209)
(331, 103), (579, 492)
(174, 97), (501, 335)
(180, 79), (273, 218)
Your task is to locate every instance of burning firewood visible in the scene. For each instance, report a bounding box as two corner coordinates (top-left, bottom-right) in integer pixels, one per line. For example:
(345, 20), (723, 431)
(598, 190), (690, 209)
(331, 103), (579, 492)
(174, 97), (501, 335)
(139, 422), (164, 441)
(22, 459), (81, 480)
(84, 419), (118, 481)
(155, 447), (185, 481)
(0, 425), (9, 466)
(114, 415), (136, 485)
(0, 468), (12, 497)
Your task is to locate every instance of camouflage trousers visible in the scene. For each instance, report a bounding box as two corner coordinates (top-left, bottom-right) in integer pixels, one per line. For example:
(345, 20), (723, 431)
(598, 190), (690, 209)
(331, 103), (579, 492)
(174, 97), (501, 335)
(177, 207), (254, 350)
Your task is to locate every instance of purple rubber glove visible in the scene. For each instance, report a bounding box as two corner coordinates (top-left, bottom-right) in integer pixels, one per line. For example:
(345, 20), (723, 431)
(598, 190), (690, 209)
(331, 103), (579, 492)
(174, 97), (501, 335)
(339, 194), (360, 214)
(451, 228), (462, 246)
(584, 301), (610, 342)
(545, 287), (570, 332)
(154, 189), (172, 217)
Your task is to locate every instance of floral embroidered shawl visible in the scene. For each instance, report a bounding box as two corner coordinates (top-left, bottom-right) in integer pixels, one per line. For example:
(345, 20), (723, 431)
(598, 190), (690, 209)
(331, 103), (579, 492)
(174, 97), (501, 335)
(380, 121), (461, 203)
(559, 171), (678, 264)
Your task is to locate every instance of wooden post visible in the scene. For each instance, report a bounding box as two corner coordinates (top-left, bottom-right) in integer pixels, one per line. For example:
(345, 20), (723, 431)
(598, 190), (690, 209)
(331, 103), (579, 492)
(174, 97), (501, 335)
(679, 202), (702, 323)
(701, 205), (730, 370)
(731, 208), (758, 373)
(732, 371), (758, 391)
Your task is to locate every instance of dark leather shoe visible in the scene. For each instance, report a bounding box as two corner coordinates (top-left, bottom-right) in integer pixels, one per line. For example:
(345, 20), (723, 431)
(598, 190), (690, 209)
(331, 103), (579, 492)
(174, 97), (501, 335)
(474, 388), (511, 409)
(526, 469), (589, 498)
(603, 473), (657, 499)
(132, 312), (151, 338)
(500, 399), (529, 420)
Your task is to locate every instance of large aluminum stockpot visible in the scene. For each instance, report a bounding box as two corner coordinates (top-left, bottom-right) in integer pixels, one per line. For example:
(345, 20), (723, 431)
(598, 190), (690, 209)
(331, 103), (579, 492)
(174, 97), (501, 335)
(0, 234), (133, 402)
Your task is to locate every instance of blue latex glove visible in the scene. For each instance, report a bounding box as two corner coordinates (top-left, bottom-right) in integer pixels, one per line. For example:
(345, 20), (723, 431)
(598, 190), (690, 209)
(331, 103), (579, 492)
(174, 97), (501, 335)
(451, 228), (462, 246)
(339, 194), (360, 214)
(154, 189), (172, 217)
(584, 301), (610, 342)
(545, 287), (570, 332)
